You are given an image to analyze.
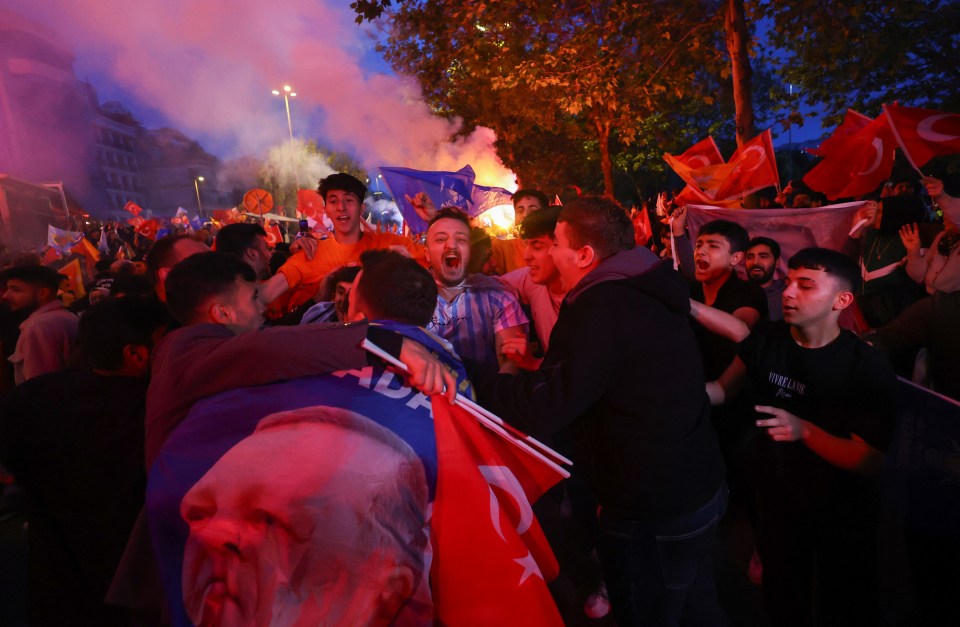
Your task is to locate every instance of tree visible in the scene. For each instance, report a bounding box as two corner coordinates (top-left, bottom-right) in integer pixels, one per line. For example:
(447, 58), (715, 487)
(757, 0), (960, 127)
(725, 0), (756, 146)
(376, 1), (729, 197)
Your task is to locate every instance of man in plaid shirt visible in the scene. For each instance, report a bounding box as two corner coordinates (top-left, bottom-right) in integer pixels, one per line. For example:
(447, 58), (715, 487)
(423, 208), (528, 367)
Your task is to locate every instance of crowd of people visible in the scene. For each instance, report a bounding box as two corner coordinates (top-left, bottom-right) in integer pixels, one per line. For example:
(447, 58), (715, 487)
(0, 170), (958, 626)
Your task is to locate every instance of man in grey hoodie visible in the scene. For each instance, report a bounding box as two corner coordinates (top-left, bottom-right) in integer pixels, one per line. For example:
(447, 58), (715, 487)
(469, 196), (726, 627)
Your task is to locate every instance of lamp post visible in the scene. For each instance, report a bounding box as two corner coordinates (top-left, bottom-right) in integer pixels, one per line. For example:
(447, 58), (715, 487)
(271, 85), (297, 142)
(194, 176), (204, 215)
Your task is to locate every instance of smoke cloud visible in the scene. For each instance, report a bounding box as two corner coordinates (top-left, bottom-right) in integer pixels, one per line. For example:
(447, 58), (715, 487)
(5, 0), (516, 188)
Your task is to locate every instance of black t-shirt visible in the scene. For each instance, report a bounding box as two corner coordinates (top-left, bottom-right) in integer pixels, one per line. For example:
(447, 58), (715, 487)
(690, 273), (768, 380)
(738, 322), (896, 510)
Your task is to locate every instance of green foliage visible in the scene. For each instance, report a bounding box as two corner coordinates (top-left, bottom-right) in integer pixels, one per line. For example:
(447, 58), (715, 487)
(756, 0), (960, 127)
(375, 0), (733, 198)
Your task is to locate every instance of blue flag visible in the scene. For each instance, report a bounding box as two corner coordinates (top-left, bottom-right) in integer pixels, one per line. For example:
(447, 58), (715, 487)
(379, 165), (514, 233)
(46, 224), (83, 254)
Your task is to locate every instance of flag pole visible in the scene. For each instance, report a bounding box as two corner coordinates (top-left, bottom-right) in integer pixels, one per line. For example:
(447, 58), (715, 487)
(883, 104), (927, 178)
(362, 339), (572, 472)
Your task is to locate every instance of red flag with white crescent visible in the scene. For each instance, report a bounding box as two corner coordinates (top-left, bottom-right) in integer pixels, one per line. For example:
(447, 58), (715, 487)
(137, 219), (161, 240)
(712, 129), (780, 200)
(884, 103), (960, 170)
(297, 189), (324, 219)
(633, 208), (652, 245)
(806, 109), (872, 157)
(264, 223), (284, 247)
(663, 137), (728, 197)
(803, 115), (896, 200)
(430, 397), (564, 627)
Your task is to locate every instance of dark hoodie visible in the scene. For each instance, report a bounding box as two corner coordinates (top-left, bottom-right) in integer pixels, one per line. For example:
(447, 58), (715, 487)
(472, 247), (725, 520)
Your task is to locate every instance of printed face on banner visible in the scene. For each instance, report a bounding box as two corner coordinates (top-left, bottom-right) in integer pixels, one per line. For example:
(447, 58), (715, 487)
(180, 407), (431, 627)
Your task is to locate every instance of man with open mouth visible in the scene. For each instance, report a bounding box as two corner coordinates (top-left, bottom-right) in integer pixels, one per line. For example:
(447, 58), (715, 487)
(423, 207), (528, 368)
(259, 173), (424, 318)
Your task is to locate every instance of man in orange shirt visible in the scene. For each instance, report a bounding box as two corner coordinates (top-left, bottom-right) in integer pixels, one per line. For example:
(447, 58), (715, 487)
(260, 173), (422, 315)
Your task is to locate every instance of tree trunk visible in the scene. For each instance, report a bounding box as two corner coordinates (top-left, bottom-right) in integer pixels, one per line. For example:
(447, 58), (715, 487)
(595, 117), (614, 198)
(725, 0), (755, 146)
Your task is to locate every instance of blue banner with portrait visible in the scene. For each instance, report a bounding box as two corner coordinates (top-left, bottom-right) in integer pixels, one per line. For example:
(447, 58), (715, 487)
(147, 326), (458, 626)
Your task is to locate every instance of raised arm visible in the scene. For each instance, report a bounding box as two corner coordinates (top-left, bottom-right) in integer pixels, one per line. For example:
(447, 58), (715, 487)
(689, 300), (756, 343)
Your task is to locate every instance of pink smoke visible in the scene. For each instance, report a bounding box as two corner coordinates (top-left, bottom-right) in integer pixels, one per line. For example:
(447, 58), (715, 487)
(4, 0), (516, 188)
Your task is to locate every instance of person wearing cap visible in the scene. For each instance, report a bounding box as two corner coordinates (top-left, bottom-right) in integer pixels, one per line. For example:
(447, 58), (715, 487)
(1, 265), (79, 384)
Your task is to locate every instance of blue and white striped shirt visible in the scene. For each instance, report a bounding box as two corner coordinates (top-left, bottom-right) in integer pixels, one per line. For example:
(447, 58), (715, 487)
(426, 274), (528, 365)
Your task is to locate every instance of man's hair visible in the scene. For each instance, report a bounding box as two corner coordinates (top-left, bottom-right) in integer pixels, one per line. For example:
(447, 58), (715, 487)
(79, 297), (169, 370)
(0, 264), (64, 291)
(698, 219), (750, 254)
(318, 172), (367, 202)
(519, 205), (562, 240)
(215, 223), (267, 258)
(146, 234), (193, 285)
(557, 195), (634, 260)
(165, 252), (256, 325)
(319, 265), (362, 302)
(747, 236), (781, 260)
(512, 189), (549, 209)
(427, 206), (471, 231)
(788, 247), (861, 293)
(355, 250), (437, 326)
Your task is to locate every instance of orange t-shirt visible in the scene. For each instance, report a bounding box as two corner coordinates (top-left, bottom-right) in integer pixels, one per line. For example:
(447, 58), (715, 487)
(272, 231), (424, 314)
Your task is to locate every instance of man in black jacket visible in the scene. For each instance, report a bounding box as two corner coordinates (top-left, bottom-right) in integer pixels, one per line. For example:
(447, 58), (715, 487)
(470, 196), (726, 627)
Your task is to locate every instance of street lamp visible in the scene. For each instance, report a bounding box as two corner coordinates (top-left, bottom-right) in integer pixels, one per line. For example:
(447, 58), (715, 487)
(271, 85), (297, 142)
(194, 176), (204, 215)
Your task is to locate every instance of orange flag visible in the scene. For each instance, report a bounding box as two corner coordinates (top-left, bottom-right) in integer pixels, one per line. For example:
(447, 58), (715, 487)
(58, 258), (85, 300)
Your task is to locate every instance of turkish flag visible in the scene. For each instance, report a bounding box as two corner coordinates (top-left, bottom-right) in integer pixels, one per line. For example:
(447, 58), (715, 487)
(633, 208), (652, 245)
(803, 115), (896, 200)
(212, 208), (241, 224)
(430, 398), (564, 627)
(884, 103), (960, 170)
(123, 200), (142, 216)
(807, 109), (872, 157)
(713, 129), (780, 200)
(137, 219), (161, 240)
(264, 223), (284, 247)
(663, 137), (727, 193)
(668, 136), (724, 168)
(297, 189), (324, 219)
